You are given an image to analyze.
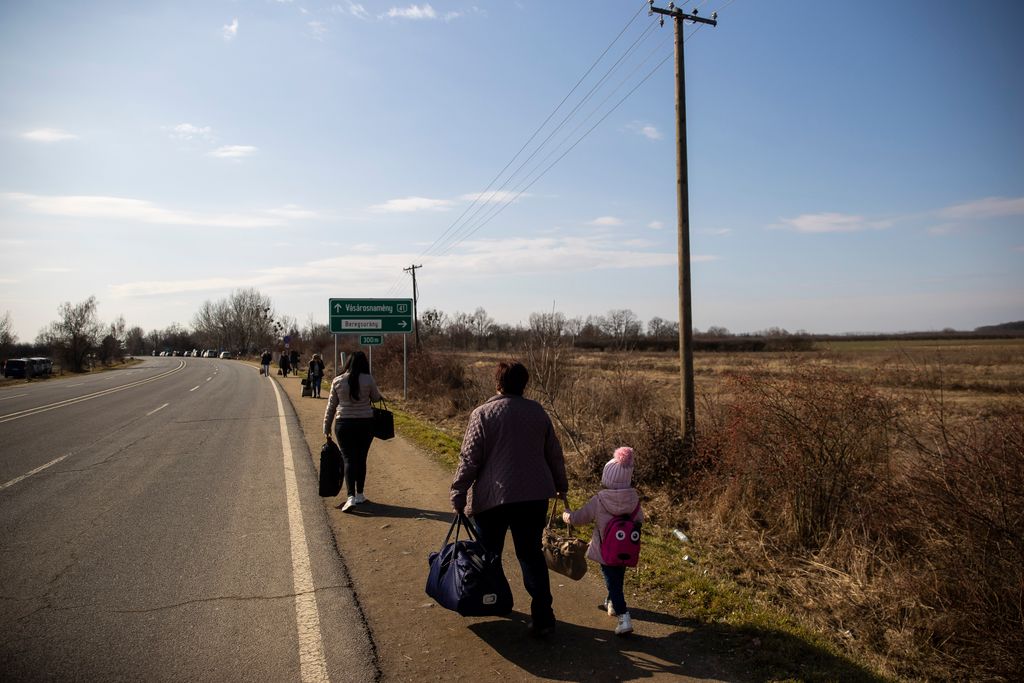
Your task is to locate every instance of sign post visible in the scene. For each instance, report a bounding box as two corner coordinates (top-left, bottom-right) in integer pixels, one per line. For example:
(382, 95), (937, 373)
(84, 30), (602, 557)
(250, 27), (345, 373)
(330, 298), (413, 398)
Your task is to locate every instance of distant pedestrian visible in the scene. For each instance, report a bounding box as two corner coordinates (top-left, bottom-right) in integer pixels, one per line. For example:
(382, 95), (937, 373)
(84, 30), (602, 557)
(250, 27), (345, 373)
(279, 351), (290, 377)
(450, 361), (568, 638)
(323, 351), (382, 512)
(290, 349), (300, 373)
(260, 350), (272, 377)
(307, 353), (325, 398)
(562, 446), (644, 636)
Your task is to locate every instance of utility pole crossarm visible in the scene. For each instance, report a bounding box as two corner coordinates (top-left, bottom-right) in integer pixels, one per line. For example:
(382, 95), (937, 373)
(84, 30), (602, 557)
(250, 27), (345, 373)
(648, 2), (718, 26)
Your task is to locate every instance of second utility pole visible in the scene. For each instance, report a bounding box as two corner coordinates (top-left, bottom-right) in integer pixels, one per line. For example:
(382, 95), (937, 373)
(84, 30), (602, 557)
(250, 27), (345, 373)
(648, 1), (716, 448)
(403, 263), (422, 349)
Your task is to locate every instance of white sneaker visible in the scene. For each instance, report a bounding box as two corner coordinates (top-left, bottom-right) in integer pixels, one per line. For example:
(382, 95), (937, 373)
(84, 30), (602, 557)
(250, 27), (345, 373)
(604, 600), (617, 617)
(354, 493), (366, 504)
(614, 613), (633, 636)
(341, 496), (357, 512)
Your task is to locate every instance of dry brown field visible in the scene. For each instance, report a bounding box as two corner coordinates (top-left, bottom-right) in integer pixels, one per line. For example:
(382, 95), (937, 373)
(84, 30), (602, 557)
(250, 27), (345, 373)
(382, 337), (1023, 682)
(443, 337), (1024, 415)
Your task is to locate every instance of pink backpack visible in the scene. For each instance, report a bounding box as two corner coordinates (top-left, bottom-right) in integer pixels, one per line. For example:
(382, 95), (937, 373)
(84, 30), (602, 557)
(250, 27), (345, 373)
(600, 503), (642, 567)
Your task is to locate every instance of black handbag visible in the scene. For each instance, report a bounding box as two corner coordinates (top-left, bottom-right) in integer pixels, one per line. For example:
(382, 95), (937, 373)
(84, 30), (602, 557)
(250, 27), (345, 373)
(425, 513), (513, 617)
(371, 399), (394, 440)
(318, 439), (342, 497)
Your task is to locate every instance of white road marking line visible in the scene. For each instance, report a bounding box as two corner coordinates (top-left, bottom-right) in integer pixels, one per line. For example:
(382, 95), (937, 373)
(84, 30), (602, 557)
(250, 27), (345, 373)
(189, 386), (200, 392)
(206, 377), (212, 382)
(0, 393), (29, 402)
(0, 362), (186, 424)
(68, 383), (83, 387)
(269, 379), (330, 683)
(147, 402), (169, 416)
(1, 454), (70, 492)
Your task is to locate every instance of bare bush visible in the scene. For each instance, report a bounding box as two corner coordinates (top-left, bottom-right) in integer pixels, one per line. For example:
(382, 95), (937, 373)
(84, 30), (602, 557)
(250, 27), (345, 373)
(718, 366), (899, 548)
(893, 398), (1024, 680)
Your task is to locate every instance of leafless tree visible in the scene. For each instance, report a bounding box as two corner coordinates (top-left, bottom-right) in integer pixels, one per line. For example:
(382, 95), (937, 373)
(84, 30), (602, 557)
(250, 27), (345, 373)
(37, 296), (103, 372)
(1, 310), (16, 361)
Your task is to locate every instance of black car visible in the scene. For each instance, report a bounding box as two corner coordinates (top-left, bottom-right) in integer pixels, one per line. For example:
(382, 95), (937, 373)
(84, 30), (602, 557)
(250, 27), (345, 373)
(3, 358), (29, 378)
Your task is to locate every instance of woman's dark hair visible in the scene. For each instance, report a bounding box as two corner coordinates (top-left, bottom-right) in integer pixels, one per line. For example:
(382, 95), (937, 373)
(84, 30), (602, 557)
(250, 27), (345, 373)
(345, 351), (371, 401)
(495, 361), (528, 396)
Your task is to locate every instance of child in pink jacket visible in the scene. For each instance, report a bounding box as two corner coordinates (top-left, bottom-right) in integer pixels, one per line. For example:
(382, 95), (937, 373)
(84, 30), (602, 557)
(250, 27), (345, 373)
(563, 446), (644, 636)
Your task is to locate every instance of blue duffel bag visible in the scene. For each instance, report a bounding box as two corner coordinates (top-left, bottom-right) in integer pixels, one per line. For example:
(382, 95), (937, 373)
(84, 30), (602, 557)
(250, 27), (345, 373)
(425, 513), (513, 617)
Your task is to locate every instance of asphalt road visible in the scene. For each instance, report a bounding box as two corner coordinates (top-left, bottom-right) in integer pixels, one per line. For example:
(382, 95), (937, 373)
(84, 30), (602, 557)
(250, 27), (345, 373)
(0, 358), (376, 682)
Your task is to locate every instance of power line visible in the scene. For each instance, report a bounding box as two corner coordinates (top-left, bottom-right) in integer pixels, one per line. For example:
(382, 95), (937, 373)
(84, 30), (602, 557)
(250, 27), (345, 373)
(384, 0), (653, 296)
(434, 49), (681, 257)
(434, 24), (708, 259)
(426, 20), (663, 259)
(386, 3), (720, 294)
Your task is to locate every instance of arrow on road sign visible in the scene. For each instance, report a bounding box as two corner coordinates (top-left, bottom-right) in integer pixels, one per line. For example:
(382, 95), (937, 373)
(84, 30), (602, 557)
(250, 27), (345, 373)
(399, 321), (408, 328)
(334, 303), (343, 313)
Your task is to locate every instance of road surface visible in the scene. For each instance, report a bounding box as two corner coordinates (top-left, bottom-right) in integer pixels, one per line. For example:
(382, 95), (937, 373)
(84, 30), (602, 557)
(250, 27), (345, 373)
(0, 357), (376, 682)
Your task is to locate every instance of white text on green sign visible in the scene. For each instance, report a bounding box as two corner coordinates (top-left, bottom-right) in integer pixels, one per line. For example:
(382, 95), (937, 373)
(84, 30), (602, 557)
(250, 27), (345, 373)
(329, 298), (413, 334)
(359, 335), (383, 345)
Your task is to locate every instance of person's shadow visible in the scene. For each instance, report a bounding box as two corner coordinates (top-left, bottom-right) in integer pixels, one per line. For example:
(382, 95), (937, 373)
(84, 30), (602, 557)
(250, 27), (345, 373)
(337, 500), (450, 523)
(468, 608), (885, 682)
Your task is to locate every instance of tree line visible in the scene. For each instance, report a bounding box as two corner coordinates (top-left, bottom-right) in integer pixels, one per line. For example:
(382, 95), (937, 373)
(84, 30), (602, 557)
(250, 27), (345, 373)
(1, 289), (314, 374)
(2, 292), (828, 377)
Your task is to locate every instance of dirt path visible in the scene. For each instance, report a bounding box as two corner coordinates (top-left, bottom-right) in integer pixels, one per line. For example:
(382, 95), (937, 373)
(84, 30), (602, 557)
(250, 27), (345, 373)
(275, 371), (743, 682)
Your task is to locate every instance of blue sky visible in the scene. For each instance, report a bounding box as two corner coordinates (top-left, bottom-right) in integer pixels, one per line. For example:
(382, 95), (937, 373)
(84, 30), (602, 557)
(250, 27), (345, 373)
(1, 0), (1021, 340)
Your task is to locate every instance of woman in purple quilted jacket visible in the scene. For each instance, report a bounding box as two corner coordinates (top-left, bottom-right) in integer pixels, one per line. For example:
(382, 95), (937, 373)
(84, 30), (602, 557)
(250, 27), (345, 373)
(450, 361), (568, 637)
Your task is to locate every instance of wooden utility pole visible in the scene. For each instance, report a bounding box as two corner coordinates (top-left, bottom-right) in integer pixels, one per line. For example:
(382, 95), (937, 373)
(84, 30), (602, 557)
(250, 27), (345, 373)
(648, 1), (716, 447)
(403, 264), (423, 349)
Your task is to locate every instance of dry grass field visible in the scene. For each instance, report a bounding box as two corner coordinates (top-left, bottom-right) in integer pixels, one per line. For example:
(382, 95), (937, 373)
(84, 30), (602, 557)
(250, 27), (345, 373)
(373, 338), (1023, 682)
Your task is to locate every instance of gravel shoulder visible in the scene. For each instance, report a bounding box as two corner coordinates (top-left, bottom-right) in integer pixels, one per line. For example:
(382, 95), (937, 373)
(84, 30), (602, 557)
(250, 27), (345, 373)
(274, 370), (742, 682)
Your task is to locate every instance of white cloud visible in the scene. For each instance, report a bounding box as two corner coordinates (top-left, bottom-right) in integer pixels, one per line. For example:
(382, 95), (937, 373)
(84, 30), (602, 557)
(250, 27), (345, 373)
(111, 277), (258, 297)
(590, 216), (623, 226)
(701, 227), (733, 236)
(648, 221), (664, 230)
(368, 196), (454, 212)
(776, 212), (891, 234)
(223, 18), (238, 41)
(211, 145), (257, 159)
(1, 192), (295, 228)
(627, 121), (662, 141)
(167, 123), (213, 141)
(21, 128), (78, 142)
(34, 267), (73, 273)
(387, 4), (437, 20)
(938, 196), (1024, 220)
(309, 21), (327, 39)
(337, 2), (370, 19)
(430, 235), (715, 274)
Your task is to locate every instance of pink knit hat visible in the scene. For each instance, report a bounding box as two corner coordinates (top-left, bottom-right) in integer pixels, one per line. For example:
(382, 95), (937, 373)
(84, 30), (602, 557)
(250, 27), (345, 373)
(601, 446), (635, 490)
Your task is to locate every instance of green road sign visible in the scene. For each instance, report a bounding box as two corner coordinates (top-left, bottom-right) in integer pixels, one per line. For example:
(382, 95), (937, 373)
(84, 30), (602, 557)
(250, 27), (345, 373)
(359, 335), (383, 346)
(329, 298), (413, 334)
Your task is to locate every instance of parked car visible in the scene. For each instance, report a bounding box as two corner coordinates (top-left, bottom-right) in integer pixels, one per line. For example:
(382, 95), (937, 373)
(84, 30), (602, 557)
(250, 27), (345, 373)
(29, 357), (52, 376)
(3, 358), (29, 378)
(219, 351), (232, 359)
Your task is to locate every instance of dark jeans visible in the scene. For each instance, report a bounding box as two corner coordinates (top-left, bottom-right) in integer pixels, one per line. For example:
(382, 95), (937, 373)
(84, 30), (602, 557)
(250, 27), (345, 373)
(473, 499), (554, 627)
(601, 564), (627, 615)
(310, 376), (322, 397)
(335, 418), (374, 497)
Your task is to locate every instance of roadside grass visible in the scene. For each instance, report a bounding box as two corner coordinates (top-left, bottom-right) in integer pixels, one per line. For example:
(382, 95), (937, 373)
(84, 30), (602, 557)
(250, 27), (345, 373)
(392, 405), (462, 469)
(390, 403), (888, 683)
